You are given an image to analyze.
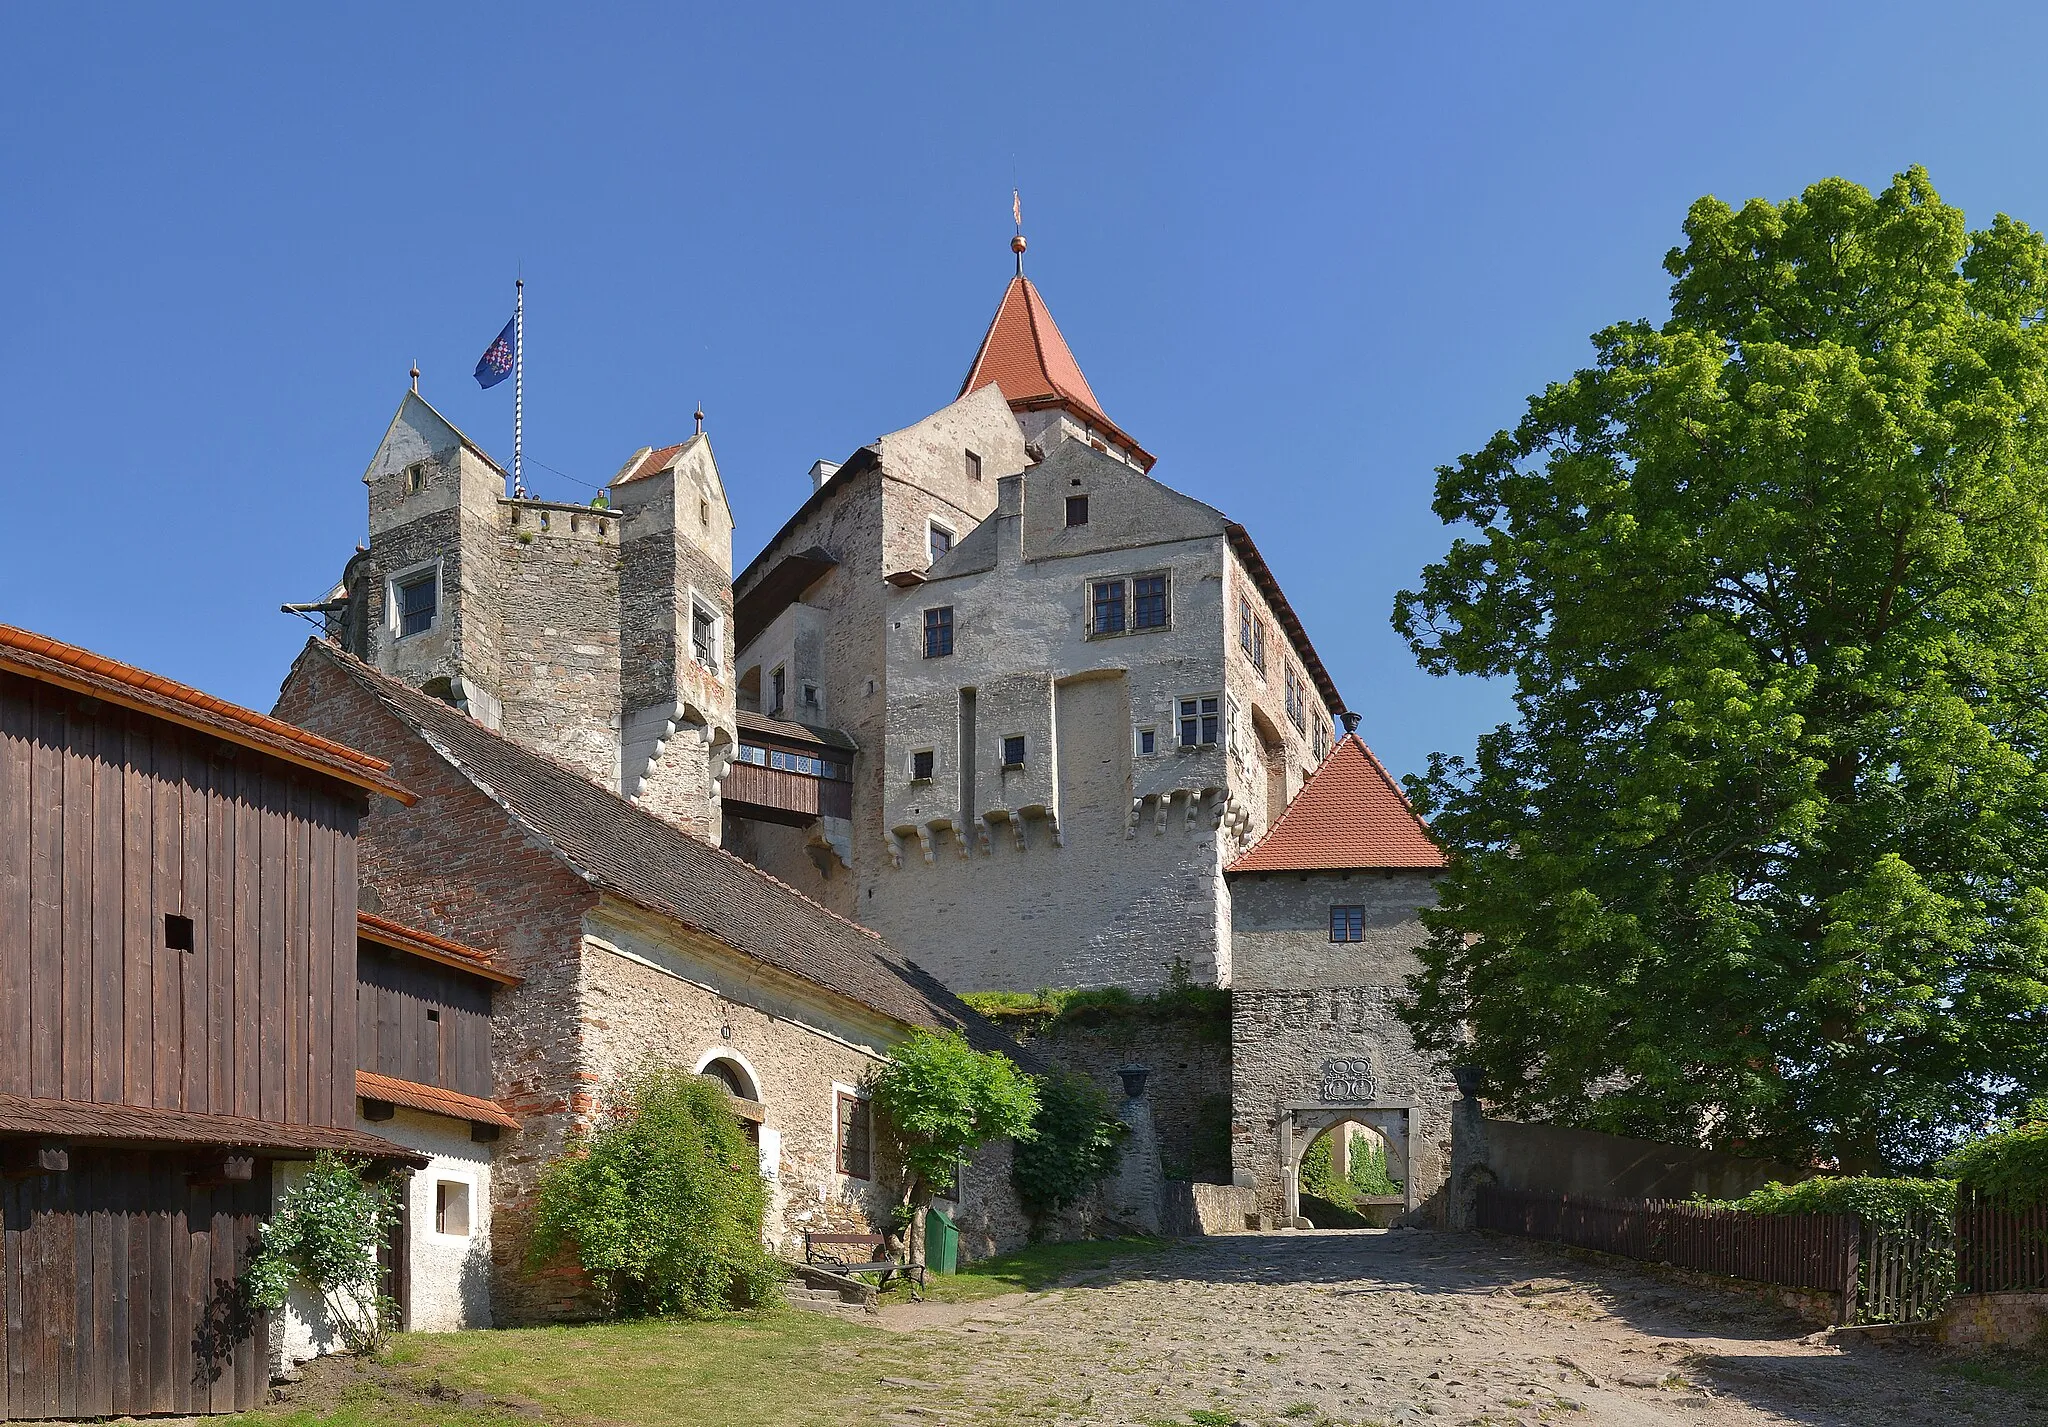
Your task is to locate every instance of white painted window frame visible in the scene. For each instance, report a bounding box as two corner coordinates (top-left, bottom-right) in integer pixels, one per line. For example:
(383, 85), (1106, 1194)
(429, 1170), (477, 1241)
(926, 516), (956, 566)
(386, 557), (443, 642)
(688, 587), (724, 676)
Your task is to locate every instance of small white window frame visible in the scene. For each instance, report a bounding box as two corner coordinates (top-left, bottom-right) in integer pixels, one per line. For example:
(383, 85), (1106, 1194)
(386, 558), (442, 642)
(430, 1174), (475, 1240)
(688, 588), (723, 675)
(927, 516), (956, 566)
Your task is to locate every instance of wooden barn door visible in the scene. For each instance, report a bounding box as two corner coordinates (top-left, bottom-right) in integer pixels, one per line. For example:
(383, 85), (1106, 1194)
(1, 1149), (272, 1420)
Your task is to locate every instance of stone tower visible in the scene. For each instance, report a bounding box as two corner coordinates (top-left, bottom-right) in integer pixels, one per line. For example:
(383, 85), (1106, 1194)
(329, 391), (735, 839)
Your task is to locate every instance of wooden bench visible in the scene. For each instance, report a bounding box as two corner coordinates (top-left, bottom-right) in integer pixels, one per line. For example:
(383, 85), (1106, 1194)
(802, 1230), (925, 1289)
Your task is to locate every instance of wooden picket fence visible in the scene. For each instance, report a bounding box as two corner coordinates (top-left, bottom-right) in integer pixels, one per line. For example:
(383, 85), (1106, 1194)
(1954, 1191), (2048, 1294)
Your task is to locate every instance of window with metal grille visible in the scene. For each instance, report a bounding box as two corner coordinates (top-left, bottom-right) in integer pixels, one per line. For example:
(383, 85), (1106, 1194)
(1179, 695), (1220, 747)
(1091, 580), (1125, 634)
(911, 749), (935, 780)
(1066, 495), (1089, 526)
(1331, 906), (1366, 943)
(1133, 574), (1168, 629)
(397, 573), (436, 638)
(691, 600), (719, 670)
(837, 1092), (872, 1179)
(1002, 735), (1026, 767)
(924, 606), (954, 658)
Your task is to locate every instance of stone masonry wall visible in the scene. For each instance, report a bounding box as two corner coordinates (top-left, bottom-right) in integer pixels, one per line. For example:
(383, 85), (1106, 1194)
(1021, 1017), (1233, 1182)
(492, 501), (622, 791)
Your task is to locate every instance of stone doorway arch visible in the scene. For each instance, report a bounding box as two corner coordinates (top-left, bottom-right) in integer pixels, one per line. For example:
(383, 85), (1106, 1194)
(1277, 1102), (1417, 1227)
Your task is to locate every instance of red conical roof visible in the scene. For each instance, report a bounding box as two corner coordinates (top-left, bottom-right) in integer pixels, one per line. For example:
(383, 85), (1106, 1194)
(959, 275), (1153, 469)
(1227, 734), (1445, 873)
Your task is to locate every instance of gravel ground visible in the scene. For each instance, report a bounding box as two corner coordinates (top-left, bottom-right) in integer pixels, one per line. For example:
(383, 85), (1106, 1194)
(873, 1228), (2046, 1426)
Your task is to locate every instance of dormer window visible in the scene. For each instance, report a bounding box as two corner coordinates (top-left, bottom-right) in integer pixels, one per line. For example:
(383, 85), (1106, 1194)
(1066, 495), (1089, 527)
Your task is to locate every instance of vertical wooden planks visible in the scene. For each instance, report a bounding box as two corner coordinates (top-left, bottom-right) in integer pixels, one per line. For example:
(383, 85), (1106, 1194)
(28, 693), (63, 1102)
(3, 1177), (20, 1421)
(61, 708), (95, 1104)
(106, 1173), (130, 1420)
(331, 819), (357, 1125)
(258, 769), (287, 1125)
(121, 722), (152, 1108)
(207, 760), (234, 1122)
(233, 761), (261, 1119)
(152, 731), (183, 1110)
(307, 805), (332, 1128)
(90, 712), (124, 1106)
(0, 685), (33, 1099)
(286, 778), (312, 1125)
(182, 742), (209, 1114)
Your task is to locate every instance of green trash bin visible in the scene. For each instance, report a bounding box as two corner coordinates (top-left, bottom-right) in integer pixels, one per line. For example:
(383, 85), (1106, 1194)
(923, 1206), (959, 1276)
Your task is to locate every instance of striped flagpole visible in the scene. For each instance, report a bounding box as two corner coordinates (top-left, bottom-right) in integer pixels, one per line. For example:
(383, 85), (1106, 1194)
(513, 278), (525, 497)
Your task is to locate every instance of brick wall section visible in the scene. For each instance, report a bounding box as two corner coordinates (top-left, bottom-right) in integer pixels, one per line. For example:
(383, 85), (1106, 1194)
(1938, 1292), (2048, 1349)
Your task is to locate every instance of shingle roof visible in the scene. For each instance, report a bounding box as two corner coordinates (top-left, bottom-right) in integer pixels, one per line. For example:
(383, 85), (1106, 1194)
(735, 709), (857, 753)
(300, 643), (1024, 1059)
(358, 911), (519, 986)
(959, 275), (1154, 469)
(614, 438), (696, 485)
(356, 1071), (520, 1130)
(0, 1095), (426, 1165)
(1227, 734), (1445, 873)
(0, 623), (414, 804)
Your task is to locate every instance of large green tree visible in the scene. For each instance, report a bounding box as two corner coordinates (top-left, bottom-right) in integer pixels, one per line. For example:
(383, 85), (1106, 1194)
(1395, 168), (2048, 1169)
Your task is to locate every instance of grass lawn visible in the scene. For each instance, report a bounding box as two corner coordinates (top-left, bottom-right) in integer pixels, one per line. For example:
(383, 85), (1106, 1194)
(246, 1237), (1182, 1427)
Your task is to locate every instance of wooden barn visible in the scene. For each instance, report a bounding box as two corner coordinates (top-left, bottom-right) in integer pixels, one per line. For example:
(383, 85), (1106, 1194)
(0, 624), (421, 1419)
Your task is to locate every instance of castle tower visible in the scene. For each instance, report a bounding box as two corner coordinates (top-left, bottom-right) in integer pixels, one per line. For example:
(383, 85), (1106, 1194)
(331, 390), (734, 840)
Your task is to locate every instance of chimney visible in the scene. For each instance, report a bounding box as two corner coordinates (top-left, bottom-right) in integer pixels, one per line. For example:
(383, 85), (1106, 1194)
(809, 460), (840, 492)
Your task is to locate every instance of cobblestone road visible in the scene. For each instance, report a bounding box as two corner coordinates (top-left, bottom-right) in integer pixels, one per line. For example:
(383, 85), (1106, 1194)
(878, 1229), (2043, 1426)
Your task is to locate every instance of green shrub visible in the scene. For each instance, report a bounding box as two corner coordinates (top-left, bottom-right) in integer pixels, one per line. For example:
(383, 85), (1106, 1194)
(1299, 1131), (1403, 1209)
(243, 1152), (400, 1355)
(1011, 1071), (1127, 1227)
(1941, 1117), (2048, 1208)
(958, 964), (1231, 1044)
(530, 1064), (779, 1319)
(1708, 1176), (1956, 1229)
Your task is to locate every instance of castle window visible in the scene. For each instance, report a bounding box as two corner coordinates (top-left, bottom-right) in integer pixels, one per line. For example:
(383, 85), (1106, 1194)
(911, 749), (935, 781)
(1066, 495), (1089, 527)
(1137, 727), (1156, 756)
(1285, 666), (1306, 733)
(435, 1180), (471, 1237)
(1239, 597), (1255, 661)
(404, 461), (428, 495)
(837, 1091), (872, 1180)
(770, 666), (786, 717)
(1253, 618), (1266, 673)
(1133, 573), (1168, 630)
(1002, 735), (1026, 768)
(1331, 906), (1365, 943)
(700, 498), (711, 528)
(1179, 695), (1220, 748)
(395, 571), (437, 638)
(965, 449), (982, 482)
(801, 681), (819, 709)
(691, 598), (721, 673)
(1091, 580), (1125, 635)
(928, 519), (954, 564)
(924, 606), (954, 658)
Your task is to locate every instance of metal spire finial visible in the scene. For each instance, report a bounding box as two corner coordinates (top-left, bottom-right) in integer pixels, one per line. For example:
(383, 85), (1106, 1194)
(694, 401), (705, 437)
(409, 359), (419, 394)
(1011, 188), (1026, 275)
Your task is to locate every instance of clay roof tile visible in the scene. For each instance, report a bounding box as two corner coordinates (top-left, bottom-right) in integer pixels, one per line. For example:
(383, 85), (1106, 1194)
(1227, 734), (1445, 873)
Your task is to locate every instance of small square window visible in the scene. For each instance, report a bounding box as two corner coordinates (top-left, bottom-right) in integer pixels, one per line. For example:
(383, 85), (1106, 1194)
(396, 572), (437, 638)
(435, 1179), (471, 1236)
(1091, 579), (1126, 635)
(1066, 495), (1089, 526)
(404, 461), (427, 495)
(911, 749), (935, 781)
(1133, 574), (1168, 630)
(965, 449), (982, 481)
(1002, 735), (1026, 768)
(929, 522), (954, 563)
(1331, 906), (1366, 943)
(924, 607), (954, 658)
(802, 681), (819, 708)
(1137, 727), (1156, 756)
(163, 914), (194, 952)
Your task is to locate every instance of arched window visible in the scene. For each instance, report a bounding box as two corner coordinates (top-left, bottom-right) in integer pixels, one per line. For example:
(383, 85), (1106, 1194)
(699, 1056), (754, 1100)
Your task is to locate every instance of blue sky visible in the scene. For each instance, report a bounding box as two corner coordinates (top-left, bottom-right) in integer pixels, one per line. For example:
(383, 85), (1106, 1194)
(1, 2), (2040, 780)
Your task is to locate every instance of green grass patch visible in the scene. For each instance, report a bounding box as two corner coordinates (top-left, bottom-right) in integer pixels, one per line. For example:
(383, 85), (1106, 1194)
(1942, 1352), (2048, 1402)
(960, 972), (1230, 1043)
(883, 1234), (1177, 1303)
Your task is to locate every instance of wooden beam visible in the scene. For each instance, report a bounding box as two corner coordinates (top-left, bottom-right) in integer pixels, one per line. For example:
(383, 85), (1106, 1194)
(186, 1151), (255, 1187)
(1, 1137), (69, 1176)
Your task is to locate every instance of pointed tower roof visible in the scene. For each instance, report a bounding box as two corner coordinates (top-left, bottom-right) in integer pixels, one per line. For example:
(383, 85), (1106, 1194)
(1227, 734), (1445, 873)
(959, 274), (1154, 470)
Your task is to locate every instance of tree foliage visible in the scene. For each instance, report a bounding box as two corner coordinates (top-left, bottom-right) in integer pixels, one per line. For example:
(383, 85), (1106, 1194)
(869, 1030), (1038, 1205)
(530, 1064), (780, 1318)
(243, 1152), (399, 1355)
(1395, 167), (2048, 1168)
(1010, 1071), (1127, 1227)
(1940, 1110), (2048, 1208)
(1709, 1175), (1956, 1229)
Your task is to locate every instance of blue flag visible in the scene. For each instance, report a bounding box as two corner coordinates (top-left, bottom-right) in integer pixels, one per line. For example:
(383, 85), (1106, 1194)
(474, 316), (516, 389)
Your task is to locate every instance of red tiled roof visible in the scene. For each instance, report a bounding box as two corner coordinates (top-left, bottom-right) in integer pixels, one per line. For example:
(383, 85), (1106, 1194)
(0, 1095), (427, 1164)
(1228, 734), (1445, 873)
(357, 911), (520, 986)
(355, 1071), (520, 1130)
(959, 276), (1154, 469)
(616, 442), (687, 485)
(0, 624), (415, 804)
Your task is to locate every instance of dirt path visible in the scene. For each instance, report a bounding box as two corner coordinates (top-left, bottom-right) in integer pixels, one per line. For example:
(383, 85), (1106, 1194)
(876, 1228), (2043, 1426)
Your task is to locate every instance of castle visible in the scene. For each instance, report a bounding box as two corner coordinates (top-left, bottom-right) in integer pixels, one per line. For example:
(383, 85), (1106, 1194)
(317, 243), (1349, 995)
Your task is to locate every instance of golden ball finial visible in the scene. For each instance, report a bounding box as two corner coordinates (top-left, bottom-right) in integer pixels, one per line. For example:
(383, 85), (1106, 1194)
(1011, 234), (1028, 255)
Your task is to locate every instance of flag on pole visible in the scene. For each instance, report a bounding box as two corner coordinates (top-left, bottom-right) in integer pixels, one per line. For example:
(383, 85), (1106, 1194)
(474, 316), (516, 389)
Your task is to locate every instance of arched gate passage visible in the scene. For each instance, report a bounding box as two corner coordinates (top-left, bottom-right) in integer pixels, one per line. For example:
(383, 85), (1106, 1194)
(1277, 1101), (1417, 1226)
